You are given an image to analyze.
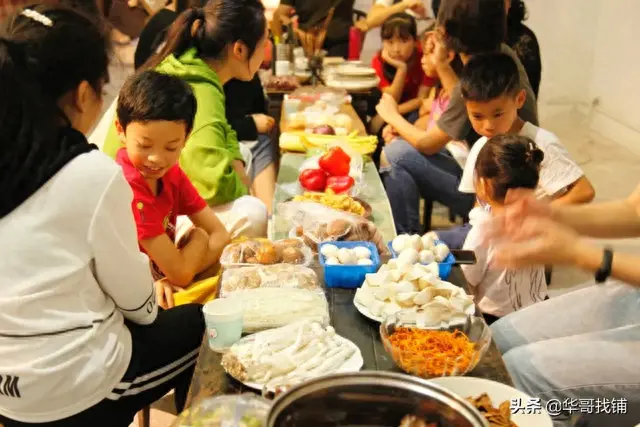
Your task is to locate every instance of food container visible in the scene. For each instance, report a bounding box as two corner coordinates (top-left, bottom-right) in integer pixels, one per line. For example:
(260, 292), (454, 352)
(380, 313), (491, 379)
(388, 240), (456, 280)
(319, 241), (380, 289)
(220, 265), (320, 297)
(173, 394), (269, 427)
(266, 371), (488, 427)
(221, 238), (313, 268)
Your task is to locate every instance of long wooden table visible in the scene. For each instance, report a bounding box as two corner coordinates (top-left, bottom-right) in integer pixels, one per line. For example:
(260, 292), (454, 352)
(186, 265), (513, 406)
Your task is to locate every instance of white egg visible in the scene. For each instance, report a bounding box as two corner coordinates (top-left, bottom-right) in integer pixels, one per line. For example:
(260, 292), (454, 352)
(325, 257), (340, 265)
(320, 244), (339, 259)
(354, 246), (372, 260)
(398, 248), (419, 265)
(338, 248), (356, 265)
(409, 234), (423, 251)
(391, 234), (410, 253)
(421, 234), (436, 251)
(434, 243), (451, 262)
(357, 258), (374, 266)
(419, 250), (436, 265)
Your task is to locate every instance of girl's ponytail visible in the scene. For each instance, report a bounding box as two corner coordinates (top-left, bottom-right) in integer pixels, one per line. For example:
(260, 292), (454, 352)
(144, 7), (205, 70)
(475, 135), (544, 203)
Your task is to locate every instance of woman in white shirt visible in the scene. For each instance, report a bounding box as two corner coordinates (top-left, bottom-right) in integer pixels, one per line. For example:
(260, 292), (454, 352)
(0, 5), (203, 426)
(460, 135), (548, 324)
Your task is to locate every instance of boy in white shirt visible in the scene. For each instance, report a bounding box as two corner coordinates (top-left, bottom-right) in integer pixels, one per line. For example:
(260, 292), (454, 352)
(436, 52), (595, 250)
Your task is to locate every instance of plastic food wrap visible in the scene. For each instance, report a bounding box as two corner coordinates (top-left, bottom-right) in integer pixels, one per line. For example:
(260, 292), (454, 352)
(280, 201), (389, 256)
(172, 394), (269, 427)
(220, 265), (320, 297)
(229, 287), (330, 333)
(220, 238), (313, 268)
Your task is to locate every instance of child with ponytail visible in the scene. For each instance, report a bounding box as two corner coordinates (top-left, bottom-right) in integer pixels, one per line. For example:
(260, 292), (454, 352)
(461, 135), (548, 325)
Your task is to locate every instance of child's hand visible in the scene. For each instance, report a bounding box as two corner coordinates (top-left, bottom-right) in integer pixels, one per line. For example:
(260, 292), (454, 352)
(419, 98), (432, 117)
(432, 32), (451, 66)
(381, 50), (407, 70)
(376, 93), (400, 121)
(253, 114), (275, 134)
(155, 278), (176, 309)
(382, 124), (399, 144)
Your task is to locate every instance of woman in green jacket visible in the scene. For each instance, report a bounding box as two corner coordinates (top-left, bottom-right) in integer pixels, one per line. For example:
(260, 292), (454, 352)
(103, 0), (269, 237)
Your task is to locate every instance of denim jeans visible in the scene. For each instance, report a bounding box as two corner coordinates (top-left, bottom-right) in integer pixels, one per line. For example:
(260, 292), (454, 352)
(382, 139), (474, 234)
(491, 282), (640, 425)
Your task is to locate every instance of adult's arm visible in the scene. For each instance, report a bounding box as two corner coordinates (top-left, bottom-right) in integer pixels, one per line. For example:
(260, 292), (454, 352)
(572, 243), (640, 287)
(272, 2), (295, 38)
(367, 0), (426, 30)
(89, 172), (158, 325)
(552, 183), (640, 238)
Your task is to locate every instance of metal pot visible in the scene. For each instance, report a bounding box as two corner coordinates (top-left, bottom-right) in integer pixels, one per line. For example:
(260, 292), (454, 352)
(267, 371), (489, 427)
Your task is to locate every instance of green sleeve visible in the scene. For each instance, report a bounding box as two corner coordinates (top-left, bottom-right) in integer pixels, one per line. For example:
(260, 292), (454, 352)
(180, 122), (248, 206)
(101, 117), (121, 160)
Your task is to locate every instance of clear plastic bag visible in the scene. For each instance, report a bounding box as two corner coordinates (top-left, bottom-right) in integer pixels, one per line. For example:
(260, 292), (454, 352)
(279, 201), (389, 256)
(220, 238), (313, 268)
(220, 265), (320, 297)
(229, 287), (330, 333)
(172, 394), (269, 427)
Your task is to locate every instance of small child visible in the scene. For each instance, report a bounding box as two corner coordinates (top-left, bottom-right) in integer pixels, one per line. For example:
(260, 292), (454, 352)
(461, 135), (548, 324)
(436, 52), (595, 250)
(115, 70), (230, 296)
(371, 13), (434, 124)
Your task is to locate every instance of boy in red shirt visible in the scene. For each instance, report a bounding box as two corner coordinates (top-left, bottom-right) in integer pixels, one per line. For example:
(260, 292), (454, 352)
(115, 70), (230, 306)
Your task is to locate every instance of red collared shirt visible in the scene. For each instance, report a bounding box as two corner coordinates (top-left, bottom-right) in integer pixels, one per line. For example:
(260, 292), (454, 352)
(371, 45), (437, 101)
(116, 148), (207, 247)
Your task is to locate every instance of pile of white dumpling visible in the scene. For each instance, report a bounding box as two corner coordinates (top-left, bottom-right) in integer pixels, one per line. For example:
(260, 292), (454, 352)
(354, 258), (475, 326)
(391, 232), (451, 266)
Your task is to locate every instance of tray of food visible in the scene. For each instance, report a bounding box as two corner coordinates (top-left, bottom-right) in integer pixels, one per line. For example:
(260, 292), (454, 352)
(353, 259), (475, 323)
(287, 192), (372, 218)
(389, 233), (456, 279)
(221, 320), (363, 393)
(220, 238), (313, 268)
(220, 264), (319, 297)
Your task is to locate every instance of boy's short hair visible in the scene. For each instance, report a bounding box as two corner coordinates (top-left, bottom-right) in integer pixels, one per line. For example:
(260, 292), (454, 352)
(117, 70), (197, 134)
(460, 53), (521, 102)
(437, 0), (505, 55)
(381, 12), (418, 41)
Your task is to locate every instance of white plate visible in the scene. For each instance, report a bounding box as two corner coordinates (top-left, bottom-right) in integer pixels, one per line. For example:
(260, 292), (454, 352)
(354, 297), (384, 323)
(237, 336), (364, 392)
(335, 65), (377, 77)
(429, 377), (553, 427)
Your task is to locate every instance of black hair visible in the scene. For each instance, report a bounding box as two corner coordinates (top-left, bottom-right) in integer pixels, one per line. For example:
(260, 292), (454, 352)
(437, 0), (506, 55)
(381, 12), (418, 41)
(475, 135), (544, 203)
(0, 5), (110, 218)
(507, 0), (528, 26)
(117, 70), (197, 134)
(460, 52), (521, 102)
(145, 0), (266, 70)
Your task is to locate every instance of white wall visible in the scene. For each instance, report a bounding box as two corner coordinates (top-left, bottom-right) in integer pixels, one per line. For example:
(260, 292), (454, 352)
(525, 0), (600, 107)
(588, 0), (640, 133)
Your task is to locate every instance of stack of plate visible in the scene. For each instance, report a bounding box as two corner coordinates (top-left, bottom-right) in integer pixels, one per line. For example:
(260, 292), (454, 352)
(326, 63), (379, 90)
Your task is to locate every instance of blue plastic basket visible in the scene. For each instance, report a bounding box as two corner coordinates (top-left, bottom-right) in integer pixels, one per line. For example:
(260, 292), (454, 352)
(319, 241), (381, 288)
(387, 240), (456, 280)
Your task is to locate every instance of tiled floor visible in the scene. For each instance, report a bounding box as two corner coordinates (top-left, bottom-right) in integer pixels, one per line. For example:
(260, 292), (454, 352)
(103, 42), (640, 427)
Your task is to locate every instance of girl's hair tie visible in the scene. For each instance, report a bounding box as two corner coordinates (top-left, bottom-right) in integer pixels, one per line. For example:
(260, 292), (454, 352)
(21, 9), (53, 28)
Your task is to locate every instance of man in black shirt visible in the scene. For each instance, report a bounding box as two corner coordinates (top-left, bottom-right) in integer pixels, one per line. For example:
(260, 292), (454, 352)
(273, 0), (355, 59)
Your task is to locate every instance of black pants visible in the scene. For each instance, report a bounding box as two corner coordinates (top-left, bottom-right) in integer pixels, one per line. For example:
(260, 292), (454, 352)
(0, 304), (205, 427)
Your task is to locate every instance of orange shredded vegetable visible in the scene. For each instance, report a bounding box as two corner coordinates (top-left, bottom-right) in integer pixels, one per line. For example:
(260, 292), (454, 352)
(387, 327), (476, 377)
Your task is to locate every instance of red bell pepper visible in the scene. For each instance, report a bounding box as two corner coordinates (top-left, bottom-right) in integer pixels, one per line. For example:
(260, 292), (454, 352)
(299, 169), (327, 192)
(318, 147), (351, 177)
(326, 175), (355, 194)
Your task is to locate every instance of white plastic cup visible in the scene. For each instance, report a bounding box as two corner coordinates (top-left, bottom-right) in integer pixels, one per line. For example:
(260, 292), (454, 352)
(202, 298), (244, 353)
(283, 98), (302, 116)
(275, 60), (292, 76)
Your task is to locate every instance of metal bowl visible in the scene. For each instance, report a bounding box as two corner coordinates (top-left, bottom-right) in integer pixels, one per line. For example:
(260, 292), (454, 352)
(266, 371), (488, 427)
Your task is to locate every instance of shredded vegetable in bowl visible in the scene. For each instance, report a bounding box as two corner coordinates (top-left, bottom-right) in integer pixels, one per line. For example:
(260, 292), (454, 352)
(173, 394), (268, 427)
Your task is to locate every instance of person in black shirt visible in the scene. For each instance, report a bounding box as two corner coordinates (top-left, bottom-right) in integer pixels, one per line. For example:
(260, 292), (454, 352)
(506, 0), (542, 97)
(224, 76), (277, 213)
(273, 0), (355, 59)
